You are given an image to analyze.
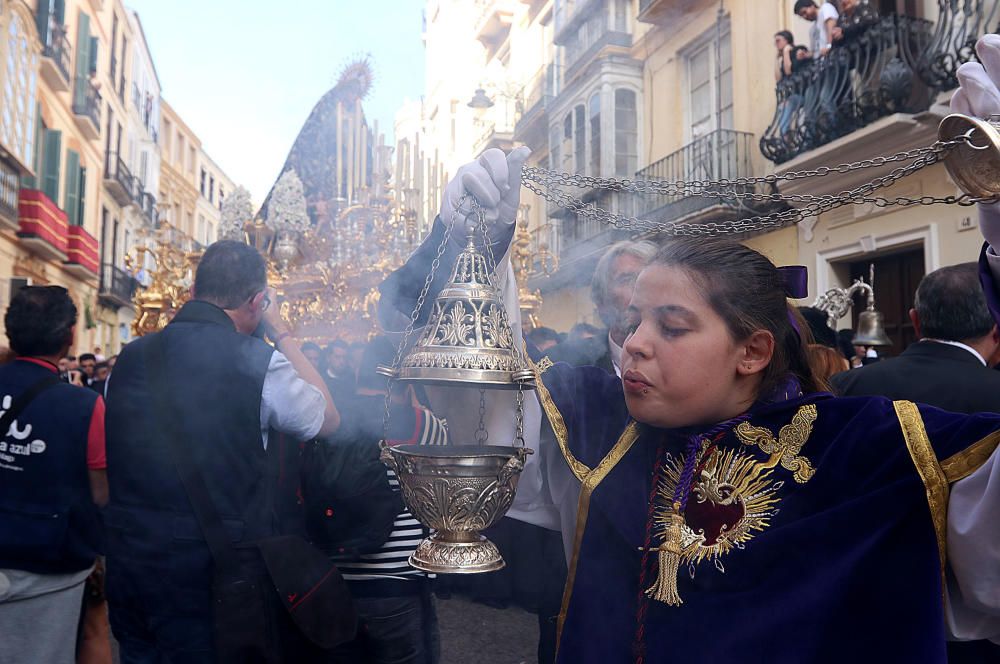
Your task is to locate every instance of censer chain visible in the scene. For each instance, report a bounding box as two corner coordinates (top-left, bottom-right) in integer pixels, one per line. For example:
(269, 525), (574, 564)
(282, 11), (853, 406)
(519, 135), (998, 237)
(382, 195), (463, 442)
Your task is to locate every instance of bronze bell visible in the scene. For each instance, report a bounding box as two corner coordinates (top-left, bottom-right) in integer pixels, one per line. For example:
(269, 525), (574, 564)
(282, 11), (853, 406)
(390, 233), (535, 389)
(852, 307), (892, 347)
(938, 113), (1000, 199)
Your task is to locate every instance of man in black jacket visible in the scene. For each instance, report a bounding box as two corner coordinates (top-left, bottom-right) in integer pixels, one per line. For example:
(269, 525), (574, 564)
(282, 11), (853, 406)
(832, 262), (1000, 662)
(831, 263), (1000, 413)
(105, 241), (340, 662)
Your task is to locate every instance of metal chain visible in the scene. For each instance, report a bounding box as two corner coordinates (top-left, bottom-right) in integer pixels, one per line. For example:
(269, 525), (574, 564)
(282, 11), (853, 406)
(382, 195), (463, 443)
(476, 388), (488, 444)
(518, 136), (1000, 237)
(520, 141), (999, 237)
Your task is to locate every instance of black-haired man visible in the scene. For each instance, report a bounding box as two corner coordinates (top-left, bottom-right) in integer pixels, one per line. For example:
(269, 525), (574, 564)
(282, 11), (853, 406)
(78, 352), (97, 387)
(795, 0), (839, 59)
(0, 286), (107, 663)
(105, 240), (341, 661)
(833, 263), (1000, 411)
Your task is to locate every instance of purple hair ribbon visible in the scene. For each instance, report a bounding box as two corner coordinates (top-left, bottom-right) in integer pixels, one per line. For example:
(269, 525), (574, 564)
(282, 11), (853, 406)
(778, 265), (808, 299)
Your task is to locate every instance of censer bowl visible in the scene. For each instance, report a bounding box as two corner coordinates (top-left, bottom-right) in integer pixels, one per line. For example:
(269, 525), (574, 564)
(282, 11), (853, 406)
(938, 113), (1000, 199)
(380, 444), (531, 574)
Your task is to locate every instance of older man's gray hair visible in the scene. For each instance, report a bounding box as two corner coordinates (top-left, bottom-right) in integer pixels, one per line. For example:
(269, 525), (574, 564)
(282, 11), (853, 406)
(591, 240), (658, 327)
(914, 262), (995, 342)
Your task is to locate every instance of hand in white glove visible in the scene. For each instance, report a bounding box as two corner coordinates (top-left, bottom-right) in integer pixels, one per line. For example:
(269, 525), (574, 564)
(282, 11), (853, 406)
(439, 146), (531, 244)
(951, 35), (1000, 252)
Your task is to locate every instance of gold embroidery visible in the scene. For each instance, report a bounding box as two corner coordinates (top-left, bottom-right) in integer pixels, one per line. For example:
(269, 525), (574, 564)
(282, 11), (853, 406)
(535, 356), (554, 375)
(893, 400), (949, 594)
(735, 404), (818, 483)
(531, 359), (590, 482)
(941, 430), (1000, 483)
(556, 421), (640, 653)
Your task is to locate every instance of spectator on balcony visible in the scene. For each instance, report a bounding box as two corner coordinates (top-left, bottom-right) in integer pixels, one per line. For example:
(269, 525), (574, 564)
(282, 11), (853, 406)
(832, 0), (879, 45)
(795, 0), (839, 59)
(774, 30), (810, 135)
(774, 30), (810, 82)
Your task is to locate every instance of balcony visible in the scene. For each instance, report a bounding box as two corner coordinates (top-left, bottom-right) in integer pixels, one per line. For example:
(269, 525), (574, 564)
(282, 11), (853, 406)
(637, 0), (710, 24)
(540, 191), (632, 292)
(99, 264), (139, 309)
(475, 0), (516, 57)
(514, 63), (560, 146)
(72, 77), (102, 140)
(554, 0), (601, 44)
(17, 189), (68, 261)
(39, 27), (71, 92)
(760, 15), (943, 166)
(636, 129), (775, 227)
(140, 191), (157, 226)
(63, 226), (99, 280)
(103, 154), (135, 207)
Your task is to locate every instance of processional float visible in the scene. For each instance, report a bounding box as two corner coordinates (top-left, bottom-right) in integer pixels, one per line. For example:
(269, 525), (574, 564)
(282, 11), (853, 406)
(380, 112), (1000, 574)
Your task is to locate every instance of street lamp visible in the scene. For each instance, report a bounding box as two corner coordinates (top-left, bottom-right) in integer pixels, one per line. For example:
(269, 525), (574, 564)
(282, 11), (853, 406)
(467, 87), (495, 109)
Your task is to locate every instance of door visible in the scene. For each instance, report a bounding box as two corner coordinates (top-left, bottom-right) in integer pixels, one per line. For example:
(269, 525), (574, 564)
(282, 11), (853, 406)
(848, 248), (925, 357)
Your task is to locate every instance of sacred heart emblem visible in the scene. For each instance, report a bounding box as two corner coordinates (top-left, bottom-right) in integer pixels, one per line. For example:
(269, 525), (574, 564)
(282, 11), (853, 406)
(685, 470), (747, 547)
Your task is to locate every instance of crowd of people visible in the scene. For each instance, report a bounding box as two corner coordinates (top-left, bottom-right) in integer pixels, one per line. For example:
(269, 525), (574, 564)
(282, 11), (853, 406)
(2, 30), (1000, 664)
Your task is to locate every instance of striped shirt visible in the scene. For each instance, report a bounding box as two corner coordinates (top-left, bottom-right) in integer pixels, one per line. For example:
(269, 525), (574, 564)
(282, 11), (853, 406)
(336, 406), (448, 583)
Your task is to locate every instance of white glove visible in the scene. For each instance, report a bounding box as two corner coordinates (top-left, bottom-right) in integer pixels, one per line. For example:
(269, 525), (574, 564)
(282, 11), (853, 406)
(439, 146), (531, 244)
(951, 35), (1000, 251)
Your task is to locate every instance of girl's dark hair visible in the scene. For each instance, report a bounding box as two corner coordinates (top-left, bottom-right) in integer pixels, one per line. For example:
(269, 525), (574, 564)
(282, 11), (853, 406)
(775, 30), (795, 45)
(650, 237), (822, 398)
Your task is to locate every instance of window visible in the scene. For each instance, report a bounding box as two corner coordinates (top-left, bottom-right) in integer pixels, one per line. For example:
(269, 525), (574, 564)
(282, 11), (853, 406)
(218, 187), (225, 212)
(1, 11), (38, 169)
(199, 168), (206, 195)
(109, 14), (117, 79)
(685, 26), (732, 139)
(574, 104), (585, 174)
(40, 128), (60, 202)
(64, 149), (83, 225)
(589, 93), (601, 177)
(197, 215), (206, 245)
(561, 112), (572, 172)
(614, 89), (637, 176)
(209, 175), (214, 203)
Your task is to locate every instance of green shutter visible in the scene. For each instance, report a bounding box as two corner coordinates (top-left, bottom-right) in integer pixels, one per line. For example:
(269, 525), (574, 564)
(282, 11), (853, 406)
(88, 37), (98, 74)
(64, 149), (80, 225)
(35, 1), (50, 44)
(41, 129), (61, 202)
(77, 167), (87, 228)
(21, 105), (43, 189)
(73, 13), (90, 106)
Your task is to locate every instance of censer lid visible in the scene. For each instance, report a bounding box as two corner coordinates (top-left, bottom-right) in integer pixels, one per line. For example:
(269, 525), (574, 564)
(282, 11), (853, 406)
(391, 235), (535, 390)
(938, 113), (1000, 199)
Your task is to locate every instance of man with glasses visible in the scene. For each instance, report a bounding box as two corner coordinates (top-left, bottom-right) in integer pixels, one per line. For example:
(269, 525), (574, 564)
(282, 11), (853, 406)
(104, 240), (340, 661)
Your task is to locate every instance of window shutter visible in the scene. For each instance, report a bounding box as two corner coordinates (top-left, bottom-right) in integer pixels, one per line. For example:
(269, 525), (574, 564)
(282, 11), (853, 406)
(74, 13), (90, 106)
(54, 0), (65, 23)
(88, 36), (98, 74)
(35, 1), (51, 44)
(22, 106), (44, 189)
(64, 149), (80, 224)
(41, 129), (61, 202)
(77, 167), (87, 228)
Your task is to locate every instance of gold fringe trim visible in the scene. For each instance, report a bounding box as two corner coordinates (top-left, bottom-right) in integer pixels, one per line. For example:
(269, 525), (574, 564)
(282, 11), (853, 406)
(941, 429), (1000, 483)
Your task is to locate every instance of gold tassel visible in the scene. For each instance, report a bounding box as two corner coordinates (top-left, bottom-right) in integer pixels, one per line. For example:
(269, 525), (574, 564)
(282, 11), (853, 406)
(644, 503), (684, 605)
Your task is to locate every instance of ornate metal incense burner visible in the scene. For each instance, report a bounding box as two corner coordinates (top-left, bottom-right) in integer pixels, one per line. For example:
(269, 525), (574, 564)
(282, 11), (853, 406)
(380, 445), (529, 573)
(938, 113), (1000, 199)
(380, 200), (534, 574)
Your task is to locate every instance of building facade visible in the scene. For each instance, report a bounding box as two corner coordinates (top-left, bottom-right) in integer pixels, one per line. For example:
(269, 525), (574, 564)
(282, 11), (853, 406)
(410, 0), (998, 350)
(194, 149), (233, 247)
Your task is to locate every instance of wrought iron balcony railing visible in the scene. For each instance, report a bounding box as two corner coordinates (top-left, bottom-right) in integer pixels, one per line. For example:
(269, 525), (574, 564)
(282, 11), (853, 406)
(72, 77), (102, 130)
(637, 129), (763, 221)
(99, 264), (139, 309)
(760, 5), (1000, 164)
(41, 27), (71, 84)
